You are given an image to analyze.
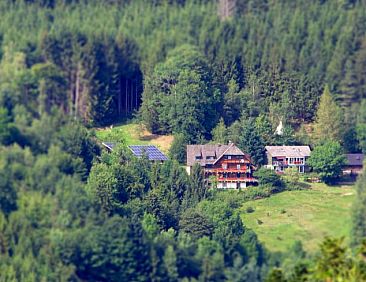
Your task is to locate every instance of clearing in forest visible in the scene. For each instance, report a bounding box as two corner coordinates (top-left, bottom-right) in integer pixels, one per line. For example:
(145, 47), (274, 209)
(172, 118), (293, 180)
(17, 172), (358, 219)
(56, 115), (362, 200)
(240, 183), (355, 253)
(95, 123), (174, 153)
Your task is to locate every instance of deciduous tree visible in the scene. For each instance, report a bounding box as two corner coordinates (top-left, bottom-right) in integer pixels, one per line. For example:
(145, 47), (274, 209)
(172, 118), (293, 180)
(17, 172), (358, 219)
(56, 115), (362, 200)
(308, 141), (346, 184)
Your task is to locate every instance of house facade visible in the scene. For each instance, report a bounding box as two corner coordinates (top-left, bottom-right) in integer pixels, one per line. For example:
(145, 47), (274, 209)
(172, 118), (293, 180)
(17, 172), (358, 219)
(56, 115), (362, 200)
(265, 146), (311, 173)
(186, 143), (257, 189)
(343, 154), (364, 175)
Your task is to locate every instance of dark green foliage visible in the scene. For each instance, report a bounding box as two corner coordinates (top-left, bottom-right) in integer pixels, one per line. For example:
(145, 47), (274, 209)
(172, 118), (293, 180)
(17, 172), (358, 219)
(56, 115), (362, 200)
(212, 118), (229, 144)
(236, 118), (266, 166)
(313, 85), (344, 144)
(0, 0), (365, 281)
(54, 121), (100, 172)
(0, 170), (17, 216)
(140, 44), (220, 142)
(265, 268), (286, 282)
(179, 209), (214, 239)
(188, 163), (208, 204)
(169, 133), (188, 164)
(37, 30), (142, 125)
(356, 99), (366, 153)
(308, 141), (346, 184)
(352, 167), (366, 246)
(0, 107), (13, 145)
(313, 237), (350, 280)
(254, 167), (285, 190)
(58, 216), (151, 282)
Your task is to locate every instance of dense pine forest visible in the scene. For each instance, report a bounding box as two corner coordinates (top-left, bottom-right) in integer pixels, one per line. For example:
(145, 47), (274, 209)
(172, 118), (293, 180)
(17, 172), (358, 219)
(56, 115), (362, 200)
(0, 0), (366, 281)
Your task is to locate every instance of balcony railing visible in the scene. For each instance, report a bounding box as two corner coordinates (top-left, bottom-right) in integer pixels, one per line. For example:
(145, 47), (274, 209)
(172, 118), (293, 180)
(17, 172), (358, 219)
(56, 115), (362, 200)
(221, 159), (250, 164)
(273, 161), (304, 166)
(217, 177), (258, 182)
(206, 168), (248, 173)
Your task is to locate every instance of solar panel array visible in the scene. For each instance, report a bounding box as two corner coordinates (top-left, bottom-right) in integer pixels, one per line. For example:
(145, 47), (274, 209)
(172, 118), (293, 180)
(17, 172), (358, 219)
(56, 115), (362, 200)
(102, 142), (116, 150)
(128, 145), (168, 161)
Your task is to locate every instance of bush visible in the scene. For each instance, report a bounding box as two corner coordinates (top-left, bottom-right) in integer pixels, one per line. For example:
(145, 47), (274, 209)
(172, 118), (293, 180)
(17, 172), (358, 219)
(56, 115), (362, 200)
(246, 206), (255, 213)
(254, 167), (285, 188)
(308, 141), (346, 184)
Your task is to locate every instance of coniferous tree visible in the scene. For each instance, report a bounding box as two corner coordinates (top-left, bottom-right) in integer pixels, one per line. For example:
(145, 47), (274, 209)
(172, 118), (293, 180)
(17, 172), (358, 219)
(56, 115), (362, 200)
(189, 163), (207, 203)
(313, 85), (344, 144)
(0, 170), (17, 216)
(238, 118), (265, 165)
(169, 133), (188, 164)
(163, 245), (179, 282)
(356, 99), (366, 153)
(212, 118), (228, 144)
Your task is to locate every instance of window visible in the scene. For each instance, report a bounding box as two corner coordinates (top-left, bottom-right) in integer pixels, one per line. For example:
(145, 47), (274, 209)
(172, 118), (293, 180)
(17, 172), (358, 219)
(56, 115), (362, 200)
(195, 156), (202, 160)
(222, 164), (227, 170)
(237, 164), (241, 170)
(227, 156), (231, 160)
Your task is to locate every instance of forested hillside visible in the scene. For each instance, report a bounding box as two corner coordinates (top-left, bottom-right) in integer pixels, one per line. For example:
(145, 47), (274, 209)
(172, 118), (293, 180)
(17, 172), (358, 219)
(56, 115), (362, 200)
(0, 0), (366, 281)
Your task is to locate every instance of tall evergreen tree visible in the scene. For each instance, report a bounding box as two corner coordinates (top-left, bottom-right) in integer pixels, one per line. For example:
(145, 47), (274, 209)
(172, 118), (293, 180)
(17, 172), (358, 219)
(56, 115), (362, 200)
(356, 99), (366, 153)
(237, 118), (265, 165)
(313, 85), (344, 144)
(212, 118), (228, 144)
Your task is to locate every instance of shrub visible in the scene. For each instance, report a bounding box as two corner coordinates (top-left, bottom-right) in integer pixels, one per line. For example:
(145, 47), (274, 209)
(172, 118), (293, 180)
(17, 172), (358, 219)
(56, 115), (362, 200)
(254, 167), (285, 189)
(246, 206), (255, 213)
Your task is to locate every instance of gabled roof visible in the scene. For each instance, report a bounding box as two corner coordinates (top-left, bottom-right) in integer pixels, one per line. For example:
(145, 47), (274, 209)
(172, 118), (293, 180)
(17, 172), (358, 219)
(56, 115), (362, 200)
(186, 143), (248, 166)
(265, 146), (311, 158)
(213, 142), (245, 164)
(345, 154), (364, 166)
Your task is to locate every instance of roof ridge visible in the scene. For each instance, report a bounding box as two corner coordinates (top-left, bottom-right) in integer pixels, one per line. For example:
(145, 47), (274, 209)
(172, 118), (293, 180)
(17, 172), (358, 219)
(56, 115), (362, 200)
(213, 143), (236, 165)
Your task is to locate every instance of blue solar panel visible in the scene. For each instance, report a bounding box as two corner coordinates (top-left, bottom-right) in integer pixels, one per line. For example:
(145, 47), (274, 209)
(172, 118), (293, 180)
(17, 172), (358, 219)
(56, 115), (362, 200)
(128, 145), (168, 161)
(102, 142), (116, 150)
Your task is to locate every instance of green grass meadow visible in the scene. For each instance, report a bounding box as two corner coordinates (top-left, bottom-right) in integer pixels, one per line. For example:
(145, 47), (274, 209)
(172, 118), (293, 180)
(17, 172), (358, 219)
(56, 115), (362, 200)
(94, 123), (173, 153)
(95, 123), (147, 145)
(240, 183), (355, 253)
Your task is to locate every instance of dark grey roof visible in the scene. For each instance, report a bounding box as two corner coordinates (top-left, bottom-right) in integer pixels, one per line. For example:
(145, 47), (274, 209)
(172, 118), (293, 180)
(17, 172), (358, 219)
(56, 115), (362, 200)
(186, 143), (246, 166)
(128, 145), (168, 161)
(345, 154), (364, 166)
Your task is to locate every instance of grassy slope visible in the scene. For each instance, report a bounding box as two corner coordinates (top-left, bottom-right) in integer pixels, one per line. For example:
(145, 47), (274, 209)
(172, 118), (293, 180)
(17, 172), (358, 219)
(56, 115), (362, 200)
(95, 123), (174, 153)
(240, 183), (355, 253)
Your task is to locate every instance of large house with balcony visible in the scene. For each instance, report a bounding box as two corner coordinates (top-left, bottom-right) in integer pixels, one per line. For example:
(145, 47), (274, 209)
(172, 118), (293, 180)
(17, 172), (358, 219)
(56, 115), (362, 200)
(186, 143), (258, 189)
(265, 146), (311, 173)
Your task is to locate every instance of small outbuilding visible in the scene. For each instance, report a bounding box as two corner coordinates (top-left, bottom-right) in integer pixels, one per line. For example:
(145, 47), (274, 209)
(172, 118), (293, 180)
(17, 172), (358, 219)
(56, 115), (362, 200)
(343, 154), (364, 175)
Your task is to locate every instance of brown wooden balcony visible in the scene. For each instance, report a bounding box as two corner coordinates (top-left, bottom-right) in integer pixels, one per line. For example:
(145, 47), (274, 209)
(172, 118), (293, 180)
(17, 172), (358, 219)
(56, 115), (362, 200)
(217, 177), (258, 182)
(206, 168), (248, 173)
